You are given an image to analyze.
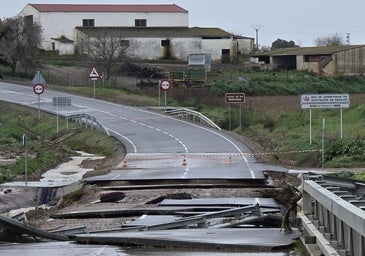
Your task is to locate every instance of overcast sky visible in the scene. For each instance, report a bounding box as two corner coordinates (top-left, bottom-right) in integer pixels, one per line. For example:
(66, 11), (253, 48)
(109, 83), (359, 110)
(2, 0), (364, 47)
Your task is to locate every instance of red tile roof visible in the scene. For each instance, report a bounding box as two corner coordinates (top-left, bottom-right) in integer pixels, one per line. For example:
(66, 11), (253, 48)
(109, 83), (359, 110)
(29, 4), (188, 13)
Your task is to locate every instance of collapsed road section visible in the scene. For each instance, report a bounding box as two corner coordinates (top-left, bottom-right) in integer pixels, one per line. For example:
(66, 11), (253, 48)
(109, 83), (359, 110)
(0, 193), (301, 252)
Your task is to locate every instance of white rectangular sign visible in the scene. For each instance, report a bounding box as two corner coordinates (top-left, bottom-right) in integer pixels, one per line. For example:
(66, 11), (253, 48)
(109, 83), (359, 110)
(300, 94), (350, 109)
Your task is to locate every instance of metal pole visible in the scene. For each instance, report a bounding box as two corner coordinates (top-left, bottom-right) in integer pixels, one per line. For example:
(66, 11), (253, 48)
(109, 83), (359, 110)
(322, 119), (325, 168)
(93, 79), (96, 98)
(309, 109), (312, 145)
(164, 91), (167, 112)
(23, 133), (28, 187)
(229, 103), (231, 131)
(239, 103), (242, 130)
(158, 83), (161, 107)
(66, 100), (68, 130)
(37, 94), (41, 119)
(340, 109), (343, 139)
(56, 98), (59, 133)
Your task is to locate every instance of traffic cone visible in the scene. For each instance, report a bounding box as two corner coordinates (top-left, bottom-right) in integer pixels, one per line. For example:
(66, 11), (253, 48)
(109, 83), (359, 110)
(228, 155), (233, 164)
(182, 155), (187, 166)
(122, 158), (127, 168)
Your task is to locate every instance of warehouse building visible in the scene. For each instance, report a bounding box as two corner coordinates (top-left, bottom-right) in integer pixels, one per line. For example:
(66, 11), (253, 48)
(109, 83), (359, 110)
(252, 45), (365, 76)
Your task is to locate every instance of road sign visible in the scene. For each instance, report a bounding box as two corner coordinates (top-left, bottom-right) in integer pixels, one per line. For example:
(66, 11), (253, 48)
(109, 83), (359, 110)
(89, 67), (100, 80)
(160, 79), (171, 91)
(300, 94), (350, 109)
(32, 71), (46, 85)
(225, 93), (245, 103)
(33, 83), (45, 95)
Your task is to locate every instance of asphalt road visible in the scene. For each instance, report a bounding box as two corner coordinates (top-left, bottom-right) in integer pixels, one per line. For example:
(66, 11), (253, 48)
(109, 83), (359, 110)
(0, 81), (292, 254)
(0, 81), (285, 181)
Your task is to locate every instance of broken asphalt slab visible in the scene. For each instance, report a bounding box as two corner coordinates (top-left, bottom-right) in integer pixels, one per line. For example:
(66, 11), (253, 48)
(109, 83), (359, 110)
(73, 228), (300, 250)
(0, 215), (69, 242)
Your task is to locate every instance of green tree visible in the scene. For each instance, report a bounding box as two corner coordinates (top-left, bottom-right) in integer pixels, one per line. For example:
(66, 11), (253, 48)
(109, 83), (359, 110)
(271, 39), (298, 50)
(0, 16), (41, 75)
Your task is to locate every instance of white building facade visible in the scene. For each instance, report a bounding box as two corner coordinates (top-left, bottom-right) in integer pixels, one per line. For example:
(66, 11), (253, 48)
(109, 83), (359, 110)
(18, 3), (253, 61)
(19, 4), (189, 54)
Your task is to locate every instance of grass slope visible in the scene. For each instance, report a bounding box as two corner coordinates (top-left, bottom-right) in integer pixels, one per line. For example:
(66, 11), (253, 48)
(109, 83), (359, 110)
(0, 102), (125, 183)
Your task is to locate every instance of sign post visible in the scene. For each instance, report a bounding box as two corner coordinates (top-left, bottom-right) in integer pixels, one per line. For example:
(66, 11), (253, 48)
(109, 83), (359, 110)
(300, 94), (350, 144)
(322, 119), (325, 168)
(33, 83), (45, 119)
(160, 79), (171, 111)
(225, 93), (245, 130)
(89, 67), (101, 98)
(32, 71), (46, 119)
(23, 133), (28, 187)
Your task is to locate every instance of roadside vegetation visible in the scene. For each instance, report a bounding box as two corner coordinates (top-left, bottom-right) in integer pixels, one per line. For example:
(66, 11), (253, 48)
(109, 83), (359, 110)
(0, 56), (364, 181)
(0, 102), (124, 183)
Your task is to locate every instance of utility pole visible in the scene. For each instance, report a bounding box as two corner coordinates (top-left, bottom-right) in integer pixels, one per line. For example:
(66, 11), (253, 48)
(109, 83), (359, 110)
(252, 25), (262, 51)
(346, 33), (350, 45)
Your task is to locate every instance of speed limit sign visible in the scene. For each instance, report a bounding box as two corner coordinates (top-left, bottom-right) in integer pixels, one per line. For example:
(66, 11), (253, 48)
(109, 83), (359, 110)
(160, 80), (171, 91)
(33, 83), (45, 95)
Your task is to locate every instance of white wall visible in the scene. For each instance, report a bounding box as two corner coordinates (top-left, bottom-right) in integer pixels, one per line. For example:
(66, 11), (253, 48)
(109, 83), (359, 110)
(53, 41), (74, 55)
(237, 38), (254, 55)
(19, 4), (189, 51)
(99, 37), (233, 61)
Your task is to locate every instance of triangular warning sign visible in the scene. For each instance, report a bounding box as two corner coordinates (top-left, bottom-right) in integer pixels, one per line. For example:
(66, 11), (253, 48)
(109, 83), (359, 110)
(89, 67), (100, 78)
(32, 71), (46, 84)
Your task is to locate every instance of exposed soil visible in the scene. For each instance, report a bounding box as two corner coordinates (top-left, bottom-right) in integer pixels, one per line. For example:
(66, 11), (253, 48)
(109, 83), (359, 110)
(21, 166), (302, 233)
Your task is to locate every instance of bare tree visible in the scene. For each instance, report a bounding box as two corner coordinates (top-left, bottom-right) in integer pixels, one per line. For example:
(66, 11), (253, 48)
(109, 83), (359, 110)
(314, 33), (344, 46)
(0, 16), (41, 75)
(82, 31), (128, 81)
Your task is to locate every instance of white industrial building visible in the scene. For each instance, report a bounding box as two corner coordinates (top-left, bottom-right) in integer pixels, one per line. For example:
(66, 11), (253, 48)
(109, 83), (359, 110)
(18, 3), (254, 62)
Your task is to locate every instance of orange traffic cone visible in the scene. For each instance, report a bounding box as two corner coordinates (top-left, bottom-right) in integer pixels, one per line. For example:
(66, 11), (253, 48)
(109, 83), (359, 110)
(122, 158), (127, 168)
(182, 155), (187, 166)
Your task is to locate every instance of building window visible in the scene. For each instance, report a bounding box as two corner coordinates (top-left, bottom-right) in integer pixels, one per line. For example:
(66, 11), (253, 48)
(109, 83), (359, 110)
(161, 39), (170, 47)
(24, 15), (34, 27)
(120, 40), (130, 47)
(82, 19), (95, 27)
(135, 19), (147, 27)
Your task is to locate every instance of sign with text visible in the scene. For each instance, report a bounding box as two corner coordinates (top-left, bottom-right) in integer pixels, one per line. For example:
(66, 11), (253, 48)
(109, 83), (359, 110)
(300, 94), (350, 109)
(225, 93), (245, 104)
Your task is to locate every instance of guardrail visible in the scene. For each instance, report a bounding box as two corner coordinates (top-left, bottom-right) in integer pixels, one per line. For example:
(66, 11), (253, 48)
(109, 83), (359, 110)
(164, 107), (221, 130)
(301, 178), (365, 256)
(68, 113), (110, 136)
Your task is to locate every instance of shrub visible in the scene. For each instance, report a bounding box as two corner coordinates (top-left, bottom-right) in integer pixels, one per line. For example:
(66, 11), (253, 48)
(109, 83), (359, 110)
(325, 138), (365, 162)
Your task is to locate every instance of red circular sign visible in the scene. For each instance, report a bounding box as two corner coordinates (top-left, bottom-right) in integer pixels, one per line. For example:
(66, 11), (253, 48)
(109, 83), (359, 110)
(160, 80), (171, 91)
(33, 83), (45, 95)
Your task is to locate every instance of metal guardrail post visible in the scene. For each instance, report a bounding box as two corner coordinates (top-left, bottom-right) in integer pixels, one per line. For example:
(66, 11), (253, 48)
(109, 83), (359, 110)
(67, 114), (110, 136)
(164, 107), (221, 130)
